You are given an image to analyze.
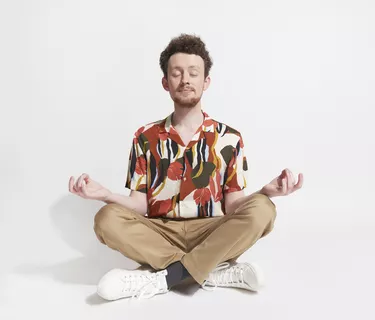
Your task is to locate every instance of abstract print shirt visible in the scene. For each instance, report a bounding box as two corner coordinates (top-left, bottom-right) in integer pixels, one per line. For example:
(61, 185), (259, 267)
(125, 111), (248, 219)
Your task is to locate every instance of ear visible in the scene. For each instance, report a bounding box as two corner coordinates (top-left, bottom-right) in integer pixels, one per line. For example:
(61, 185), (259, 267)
(203, 76), (211, 91)
(162, 76), (170, 91)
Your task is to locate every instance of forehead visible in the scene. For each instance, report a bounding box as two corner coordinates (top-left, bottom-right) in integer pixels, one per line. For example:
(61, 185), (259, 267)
(168, 53), (204, 69)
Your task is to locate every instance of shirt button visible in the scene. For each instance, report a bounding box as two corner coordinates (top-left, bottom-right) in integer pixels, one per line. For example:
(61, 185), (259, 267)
(183, 177), (187, 181)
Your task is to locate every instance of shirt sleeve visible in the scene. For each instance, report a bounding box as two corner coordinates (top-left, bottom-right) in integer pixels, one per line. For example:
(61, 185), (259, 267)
(125, 132), (148, 193)
(223, 134), (248, 194)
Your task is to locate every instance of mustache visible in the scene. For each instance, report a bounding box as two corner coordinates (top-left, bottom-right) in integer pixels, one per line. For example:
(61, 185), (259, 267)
(179, 86), (195, 91)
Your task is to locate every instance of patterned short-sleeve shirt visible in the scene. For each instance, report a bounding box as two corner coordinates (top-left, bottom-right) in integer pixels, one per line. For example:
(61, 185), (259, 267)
(125, 111), (248, 219)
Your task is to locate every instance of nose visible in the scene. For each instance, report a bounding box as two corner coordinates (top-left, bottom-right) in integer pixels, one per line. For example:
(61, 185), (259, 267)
(181, 72), (190, 85)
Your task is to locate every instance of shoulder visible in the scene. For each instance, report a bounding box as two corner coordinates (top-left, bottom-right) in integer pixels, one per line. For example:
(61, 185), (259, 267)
(211, 117), (243, 139)
(132, 118), (166, 139)
(208, 117), (246, 149)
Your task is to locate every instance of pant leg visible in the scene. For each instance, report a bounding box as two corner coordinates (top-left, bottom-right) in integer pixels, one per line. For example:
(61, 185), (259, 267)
(181, 193), (277, 284)
(94, 203), (186, 270)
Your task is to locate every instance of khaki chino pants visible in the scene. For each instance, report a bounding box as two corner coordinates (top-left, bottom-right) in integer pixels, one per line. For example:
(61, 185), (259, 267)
(94, 193), (277, 285)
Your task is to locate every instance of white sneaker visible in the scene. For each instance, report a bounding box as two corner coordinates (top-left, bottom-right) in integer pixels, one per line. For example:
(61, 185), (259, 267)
(97, 268), (169, 300)
(202, 262), (265, 292)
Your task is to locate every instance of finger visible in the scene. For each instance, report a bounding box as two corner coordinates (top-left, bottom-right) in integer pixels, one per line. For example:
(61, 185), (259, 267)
(276, 176), (282, 189)
(73, 175), (81, 191)
(281, 169), (287, 178)
(284, 169), (290, 194)
(293, 173), (304, 191)
(74, 178), (80, 192)
(288, 169), (295, 185)
(78, 174), (86, 189)
(69, 176), (75, 193)
(277, 170), (286, 186)
(282, 178), (287, 194)
(72, 177), (80, 193)
(288, 169), (295, 191)
(81, 179), (89, 197)
(79, 173), (89, 188)
(76, 174), (86, 192)
(83, 174), (90, 184)
(285, 169), (292, 191)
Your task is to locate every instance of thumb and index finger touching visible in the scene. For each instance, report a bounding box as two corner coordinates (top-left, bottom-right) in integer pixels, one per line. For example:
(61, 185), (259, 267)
(69, 173), (91, 194)
(277, 169), (304, 190)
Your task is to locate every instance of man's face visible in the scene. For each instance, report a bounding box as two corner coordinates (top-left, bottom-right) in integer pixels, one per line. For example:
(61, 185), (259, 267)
(162, 53), (210, 108)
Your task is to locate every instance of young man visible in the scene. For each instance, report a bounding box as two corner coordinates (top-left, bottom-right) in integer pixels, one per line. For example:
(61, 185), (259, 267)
(69, 33), (303, 300)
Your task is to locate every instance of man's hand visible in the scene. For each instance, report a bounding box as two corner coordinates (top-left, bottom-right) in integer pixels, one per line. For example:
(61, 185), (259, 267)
(69, 173), (112, 201)
(261, 168), (303, 198)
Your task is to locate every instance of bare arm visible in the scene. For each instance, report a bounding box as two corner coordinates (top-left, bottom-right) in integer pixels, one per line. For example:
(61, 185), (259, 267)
(224, 169), (304, 214)
(104, 190), (148, 216)
(224, 189), (265, 215)
(69, 174), (148, 215)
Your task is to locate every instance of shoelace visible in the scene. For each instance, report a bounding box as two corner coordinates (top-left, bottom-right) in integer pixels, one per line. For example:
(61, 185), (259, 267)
(202, 262), (246, 291)
(119, 270), (167, 300)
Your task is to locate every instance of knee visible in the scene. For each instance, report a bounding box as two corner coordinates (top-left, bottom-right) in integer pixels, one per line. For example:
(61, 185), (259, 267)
(242, 193), (277, 226)
(252, 194), (277, 235)
(255, 193), (276, 217)
(94, 203), (124, 233)
(254, 193), (276, 213)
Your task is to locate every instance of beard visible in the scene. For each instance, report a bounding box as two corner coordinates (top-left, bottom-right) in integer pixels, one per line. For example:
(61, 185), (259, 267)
(171, 90), (202, 108)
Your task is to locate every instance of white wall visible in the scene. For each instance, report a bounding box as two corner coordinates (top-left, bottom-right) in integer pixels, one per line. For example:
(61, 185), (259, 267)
(0, 0), (374, 318)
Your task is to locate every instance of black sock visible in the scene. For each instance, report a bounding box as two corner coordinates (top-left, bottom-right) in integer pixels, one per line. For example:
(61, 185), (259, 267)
(165, 261), (192, 288)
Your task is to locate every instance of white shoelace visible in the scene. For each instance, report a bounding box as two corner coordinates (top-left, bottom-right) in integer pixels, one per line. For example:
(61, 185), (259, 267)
(119, 270), (167, 300)
(202, 262), (246, 291)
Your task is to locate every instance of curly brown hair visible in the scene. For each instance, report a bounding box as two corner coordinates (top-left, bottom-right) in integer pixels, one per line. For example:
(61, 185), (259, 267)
(159, 33), (213, 78)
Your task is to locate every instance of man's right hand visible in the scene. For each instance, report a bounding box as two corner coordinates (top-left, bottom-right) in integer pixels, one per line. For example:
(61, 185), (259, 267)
(69, 173), (112, 201)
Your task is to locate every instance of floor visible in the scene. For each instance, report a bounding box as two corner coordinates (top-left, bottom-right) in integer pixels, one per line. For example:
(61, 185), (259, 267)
(1, 208), (373, 320)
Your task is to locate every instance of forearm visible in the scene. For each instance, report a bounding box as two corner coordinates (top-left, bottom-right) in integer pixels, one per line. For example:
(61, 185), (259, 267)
(103, 193), (147, 216)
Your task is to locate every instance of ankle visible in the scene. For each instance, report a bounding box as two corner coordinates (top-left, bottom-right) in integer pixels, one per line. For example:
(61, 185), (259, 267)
(165, 261), (192, 288)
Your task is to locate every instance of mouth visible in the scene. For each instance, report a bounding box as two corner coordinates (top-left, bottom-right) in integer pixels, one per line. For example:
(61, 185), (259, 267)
(180, 87), (194, 92)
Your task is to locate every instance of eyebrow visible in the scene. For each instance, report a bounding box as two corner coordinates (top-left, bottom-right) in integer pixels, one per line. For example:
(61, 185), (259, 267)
(171, 66), (201, 70)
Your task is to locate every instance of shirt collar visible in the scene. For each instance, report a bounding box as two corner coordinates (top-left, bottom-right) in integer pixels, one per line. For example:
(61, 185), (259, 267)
(161, 110), (216, 134)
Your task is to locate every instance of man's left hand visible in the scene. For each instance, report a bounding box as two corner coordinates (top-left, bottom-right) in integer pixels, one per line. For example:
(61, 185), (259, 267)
(261, 168), (304, 198)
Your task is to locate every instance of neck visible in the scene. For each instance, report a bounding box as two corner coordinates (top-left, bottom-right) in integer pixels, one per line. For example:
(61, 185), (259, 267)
(172, 103), (204, 132)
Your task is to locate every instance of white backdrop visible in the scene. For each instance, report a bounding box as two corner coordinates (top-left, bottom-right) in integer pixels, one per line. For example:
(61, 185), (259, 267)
(1, 0), (374, 319)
